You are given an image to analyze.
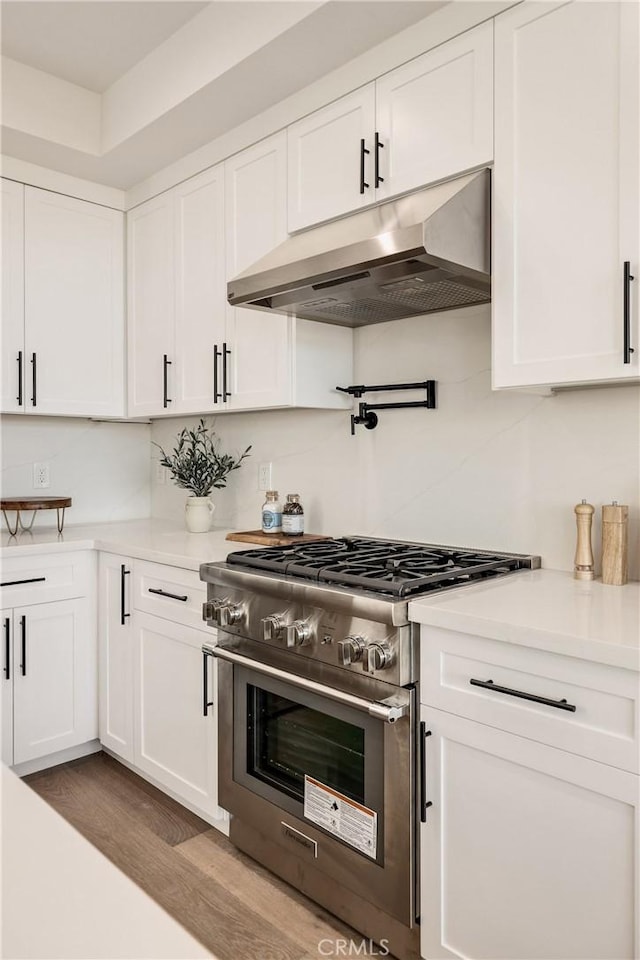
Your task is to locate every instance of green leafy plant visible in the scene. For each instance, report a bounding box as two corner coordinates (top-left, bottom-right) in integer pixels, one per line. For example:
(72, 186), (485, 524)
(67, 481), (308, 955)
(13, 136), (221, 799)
(154, 419), (251, 498)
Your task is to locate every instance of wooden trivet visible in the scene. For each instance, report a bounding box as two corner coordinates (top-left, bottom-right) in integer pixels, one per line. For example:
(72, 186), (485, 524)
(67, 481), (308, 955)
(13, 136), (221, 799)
(226, 530), (329, 547)
(1, 497), (72, 536)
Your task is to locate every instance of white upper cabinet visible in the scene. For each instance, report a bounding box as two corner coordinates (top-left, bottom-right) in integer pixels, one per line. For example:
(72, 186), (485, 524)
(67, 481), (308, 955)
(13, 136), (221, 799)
(174, 165), (226, 415)
(128, 137), (352, 417)
(225, 132), (292, 410)
(127, 192), (175, 418)
(375, 21), (493, 202)
(287, 86), (376, 232)
(287, 24), (493, 232)
(23, 187), (124, 417)
(492, 0), (640, 388)
(1, 180), (24, 415)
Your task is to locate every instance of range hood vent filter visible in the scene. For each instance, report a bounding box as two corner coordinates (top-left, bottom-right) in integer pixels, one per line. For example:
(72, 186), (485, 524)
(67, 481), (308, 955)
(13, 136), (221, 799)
(227, 169), (491, 328)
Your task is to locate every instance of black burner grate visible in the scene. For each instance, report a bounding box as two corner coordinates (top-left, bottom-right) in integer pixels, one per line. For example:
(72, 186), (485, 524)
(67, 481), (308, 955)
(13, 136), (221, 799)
(227, 537), (535, 598)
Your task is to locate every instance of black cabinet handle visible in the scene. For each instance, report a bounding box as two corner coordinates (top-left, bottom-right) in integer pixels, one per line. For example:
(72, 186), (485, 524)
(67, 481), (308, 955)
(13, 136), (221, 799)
(20, 615), (26, 677)
(148, 587), (188, 602)
(374, 132), (384, 188)
(360, 139), (370, 194)
(163, 355), (172, 408)
(0, 577), (46, 587)
(213, 345), (222, 403)
(223, 342), (231, 399)
(469, 678), (576, 712)
(120, 565), (130, 626)
(419, 723), (432, 822)
(623, 261), (635, 364)
(31, 353), (37, 407)
(4, 618), (10, 681)
(17, 351), (23, 406)
(202, 649), (215, 716)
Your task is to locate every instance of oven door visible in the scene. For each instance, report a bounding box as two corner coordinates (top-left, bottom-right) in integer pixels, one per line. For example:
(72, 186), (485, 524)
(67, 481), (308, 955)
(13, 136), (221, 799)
(207, 636), (416, 927)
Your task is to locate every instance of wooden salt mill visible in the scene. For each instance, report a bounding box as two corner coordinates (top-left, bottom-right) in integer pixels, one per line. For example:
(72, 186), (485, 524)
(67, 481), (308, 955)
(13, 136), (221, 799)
(574, 500), (595, 580)
(601, 501), (629, 585)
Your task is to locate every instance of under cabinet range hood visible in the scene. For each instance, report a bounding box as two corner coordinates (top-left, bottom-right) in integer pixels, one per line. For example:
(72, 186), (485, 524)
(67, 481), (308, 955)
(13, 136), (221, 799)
(228, 169), (491, 327)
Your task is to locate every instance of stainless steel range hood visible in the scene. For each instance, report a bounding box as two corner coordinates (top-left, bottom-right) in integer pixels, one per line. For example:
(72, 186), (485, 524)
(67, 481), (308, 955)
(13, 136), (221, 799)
(227, 169), (491, 327)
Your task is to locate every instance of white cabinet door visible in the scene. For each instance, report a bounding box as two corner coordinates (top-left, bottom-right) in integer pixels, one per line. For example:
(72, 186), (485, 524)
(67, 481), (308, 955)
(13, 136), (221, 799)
(98, 554), (134, 762)
(225, 133), (292, 410)
(134, 612), (219, 818)
(24, 187), (124, 417)
(1, 179), (25, 414)
(493, 1), (640, 388)
(13, 599), (97, 765)
(288, 85), (376, 232)
(174, 165), (226, 415)
(420, 706), (639, 960)
(1, 609), (13, 766)
(375, 21), (493, 201)
(127, 193), (175, 417)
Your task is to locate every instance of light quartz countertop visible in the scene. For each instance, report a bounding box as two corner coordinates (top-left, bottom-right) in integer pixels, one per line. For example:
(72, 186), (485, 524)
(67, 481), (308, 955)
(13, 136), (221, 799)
(0, 517), (247, 570)
(2, 520), (639, 671)
(1, 764), (213, 960)
(409, 568), (640, 672)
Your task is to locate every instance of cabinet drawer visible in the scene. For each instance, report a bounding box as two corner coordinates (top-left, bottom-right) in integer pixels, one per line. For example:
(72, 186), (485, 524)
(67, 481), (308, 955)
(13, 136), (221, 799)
(420, 627), (639, 773)
(133, 561), (207, 631)
(0, 551), (93, 608)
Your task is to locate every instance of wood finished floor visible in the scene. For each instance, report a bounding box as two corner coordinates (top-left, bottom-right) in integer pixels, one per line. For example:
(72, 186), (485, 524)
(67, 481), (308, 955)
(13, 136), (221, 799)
(25, 752), (385, 960)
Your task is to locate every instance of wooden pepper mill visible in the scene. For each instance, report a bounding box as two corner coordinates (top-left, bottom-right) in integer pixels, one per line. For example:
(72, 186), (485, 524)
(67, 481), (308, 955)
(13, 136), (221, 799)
(601, 502), (629, 585)
(574, 500), (595, 580)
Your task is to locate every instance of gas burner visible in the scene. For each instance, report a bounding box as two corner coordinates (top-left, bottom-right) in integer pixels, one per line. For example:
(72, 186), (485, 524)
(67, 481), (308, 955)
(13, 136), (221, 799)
(227, 537), (539, 599)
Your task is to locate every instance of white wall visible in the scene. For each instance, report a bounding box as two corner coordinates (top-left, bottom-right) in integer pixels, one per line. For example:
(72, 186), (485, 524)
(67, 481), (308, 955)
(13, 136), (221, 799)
(151, 306), (640, 578)
(1, 416), (151, 526)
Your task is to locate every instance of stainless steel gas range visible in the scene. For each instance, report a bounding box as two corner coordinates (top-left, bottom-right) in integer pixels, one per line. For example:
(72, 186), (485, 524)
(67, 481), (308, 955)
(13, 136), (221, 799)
(200, 537), (540, 959)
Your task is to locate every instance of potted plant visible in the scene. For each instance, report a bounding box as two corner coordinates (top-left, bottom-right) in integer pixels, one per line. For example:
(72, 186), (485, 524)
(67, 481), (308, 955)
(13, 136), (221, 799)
(154, 419), (251, 533)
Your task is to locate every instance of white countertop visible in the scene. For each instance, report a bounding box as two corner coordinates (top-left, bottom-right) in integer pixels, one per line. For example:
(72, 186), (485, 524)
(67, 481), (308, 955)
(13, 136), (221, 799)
(409, 568), (640, 671)
(1, 764), (213, 959)
(0, 517), (247, 570)
(2, 521), (639, 671)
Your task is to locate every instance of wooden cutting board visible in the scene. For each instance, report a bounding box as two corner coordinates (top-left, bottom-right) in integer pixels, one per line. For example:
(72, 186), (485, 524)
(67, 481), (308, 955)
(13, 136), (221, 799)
(226, 530), (329, 547)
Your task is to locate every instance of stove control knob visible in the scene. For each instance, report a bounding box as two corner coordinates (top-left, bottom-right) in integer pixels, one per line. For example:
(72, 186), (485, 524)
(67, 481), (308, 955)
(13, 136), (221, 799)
(285, 620), (312, 648)
(363, 643), (393, 673)
(261, 615), (284, 642)
(217, 602), (243, 628)
(337, 636), (365, 666)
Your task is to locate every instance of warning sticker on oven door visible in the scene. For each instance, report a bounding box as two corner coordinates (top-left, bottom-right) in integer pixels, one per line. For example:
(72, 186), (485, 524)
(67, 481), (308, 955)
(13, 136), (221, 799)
(303, 775), (377, 859)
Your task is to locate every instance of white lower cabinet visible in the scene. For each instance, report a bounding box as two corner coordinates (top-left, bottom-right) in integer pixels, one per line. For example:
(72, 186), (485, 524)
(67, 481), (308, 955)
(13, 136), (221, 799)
(420, 706), (639, 960)
(98, 554), (223, 824)
(1, 599), (96, 766)
(1, 552), (97, 769)
(134, 612), (219, 817)
(98, 553), (134, 762)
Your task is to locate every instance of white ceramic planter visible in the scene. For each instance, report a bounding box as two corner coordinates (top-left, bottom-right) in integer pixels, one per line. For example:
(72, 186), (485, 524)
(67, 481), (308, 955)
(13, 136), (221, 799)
(185, 496), (215, 533)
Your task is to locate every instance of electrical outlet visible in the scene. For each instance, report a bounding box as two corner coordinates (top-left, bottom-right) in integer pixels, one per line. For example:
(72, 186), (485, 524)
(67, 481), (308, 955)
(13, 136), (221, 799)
(258, 462), (272, 491)
(33, 461), (50, 489)
(154, 460), (168, 485)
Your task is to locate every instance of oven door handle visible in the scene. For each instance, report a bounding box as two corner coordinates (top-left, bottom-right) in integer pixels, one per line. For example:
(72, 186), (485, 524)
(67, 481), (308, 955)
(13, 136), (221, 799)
(203, 643), (409, 723)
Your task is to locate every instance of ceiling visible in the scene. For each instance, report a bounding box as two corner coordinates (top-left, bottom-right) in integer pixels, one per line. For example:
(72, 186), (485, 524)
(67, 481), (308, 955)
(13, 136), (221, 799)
(0, 2), (209, 92)
(0, 1), (447, 192)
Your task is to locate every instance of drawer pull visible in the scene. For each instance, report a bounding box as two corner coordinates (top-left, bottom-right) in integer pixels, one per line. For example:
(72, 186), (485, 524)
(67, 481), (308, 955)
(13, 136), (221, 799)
(148, 587), (188, 602)
(469, 678), (576, 712)
(0, 577), (46, 587)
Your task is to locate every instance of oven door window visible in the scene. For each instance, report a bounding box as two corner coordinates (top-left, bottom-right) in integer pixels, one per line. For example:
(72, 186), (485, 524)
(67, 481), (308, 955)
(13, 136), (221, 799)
(233, 666), (384, 861)
(248, 686), (365, 804)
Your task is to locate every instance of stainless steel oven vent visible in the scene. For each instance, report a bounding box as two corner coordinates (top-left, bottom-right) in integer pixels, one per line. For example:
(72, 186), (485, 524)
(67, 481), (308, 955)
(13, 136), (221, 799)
(227, 169), (491, 327)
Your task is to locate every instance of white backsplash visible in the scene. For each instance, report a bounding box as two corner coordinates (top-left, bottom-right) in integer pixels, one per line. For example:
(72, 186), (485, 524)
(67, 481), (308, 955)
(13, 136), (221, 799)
(151, 306), (640, 578)
(1, 416), (151, 526)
